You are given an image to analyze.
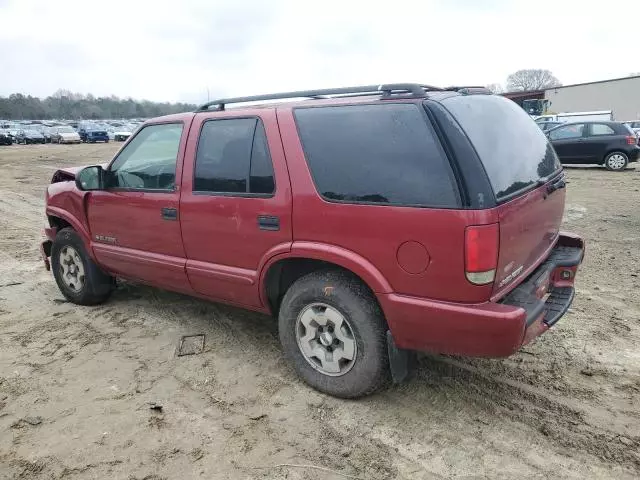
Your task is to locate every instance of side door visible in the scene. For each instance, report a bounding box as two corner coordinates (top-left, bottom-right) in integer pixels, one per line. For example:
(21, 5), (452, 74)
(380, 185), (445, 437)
(180, 109), (292, 308)
(583, 123), (618, 163)
(548, 123), (587, 163)
(86, 121), (193, 294)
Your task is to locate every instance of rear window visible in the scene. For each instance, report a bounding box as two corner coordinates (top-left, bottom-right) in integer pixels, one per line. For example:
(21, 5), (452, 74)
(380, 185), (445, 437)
(442, 95), (561, 200)
(294, 103), (459, 207)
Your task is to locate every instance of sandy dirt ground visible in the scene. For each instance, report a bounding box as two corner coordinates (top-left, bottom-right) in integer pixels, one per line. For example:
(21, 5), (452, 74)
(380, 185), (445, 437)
(0, 143), (638, 480)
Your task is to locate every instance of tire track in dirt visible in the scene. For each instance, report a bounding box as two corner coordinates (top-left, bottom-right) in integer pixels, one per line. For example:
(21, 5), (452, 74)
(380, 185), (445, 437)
(415, 356), (640, 469)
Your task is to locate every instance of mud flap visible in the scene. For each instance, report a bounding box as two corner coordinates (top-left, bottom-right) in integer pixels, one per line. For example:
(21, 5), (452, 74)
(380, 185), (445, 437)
(387, 330), (416, 383)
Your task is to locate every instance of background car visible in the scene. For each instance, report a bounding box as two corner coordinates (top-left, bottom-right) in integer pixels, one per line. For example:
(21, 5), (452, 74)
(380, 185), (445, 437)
(51, 126), (81, 144)
(623, 120), (640, 135)
(77, 123), (109, 143)
(107, 126), (132, 141)
(0, 130), (12, 145)
(33, 125), (53, 143)
(15, 128), (46, 144)
(546, 121), (640, 170)
(537, 120), (563, 132)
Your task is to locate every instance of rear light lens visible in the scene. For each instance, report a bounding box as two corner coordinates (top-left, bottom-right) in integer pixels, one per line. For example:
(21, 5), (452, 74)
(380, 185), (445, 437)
(465, 223), (499, 285)
(626, 135), (637, 145)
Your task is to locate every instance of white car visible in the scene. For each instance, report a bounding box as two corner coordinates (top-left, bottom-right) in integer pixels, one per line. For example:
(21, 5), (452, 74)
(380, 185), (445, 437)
(51, 126), (81, 144)
(108, 127), (132, 142)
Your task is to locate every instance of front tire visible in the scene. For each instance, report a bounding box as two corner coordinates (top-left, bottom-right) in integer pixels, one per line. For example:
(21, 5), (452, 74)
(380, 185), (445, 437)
(604, 151), (628, 171)
(51, 228), (114, 305)
(278, 269), (390, 398)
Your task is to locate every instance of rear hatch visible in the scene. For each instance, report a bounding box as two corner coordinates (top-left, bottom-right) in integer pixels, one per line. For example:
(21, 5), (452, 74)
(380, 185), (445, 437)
(441, 94), (565, 298)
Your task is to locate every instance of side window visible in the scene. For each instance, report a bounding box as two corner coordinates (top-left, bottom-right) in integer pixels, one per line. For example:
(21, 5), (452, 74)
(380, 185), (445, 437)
(194, 118), (275, 195)
(109, 123), (183, 190)
(590, 124), (615, 136)
(293, 103), (458, 207)
(549, 124), (585, 140)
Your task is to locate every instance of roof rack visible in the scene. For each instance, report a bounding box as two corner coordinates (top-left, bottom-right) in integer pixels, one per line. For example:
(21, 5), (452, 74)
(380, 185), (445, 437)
(444, 86), (493, 95)
(196, 83), (444, 112)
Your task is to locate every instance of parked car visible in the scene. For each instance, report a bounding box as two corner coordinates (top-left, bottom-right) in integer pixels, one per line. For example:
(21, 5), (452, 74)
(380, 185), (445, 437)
(546, 121), (639, 171)
(107, 126), (132, 142)
(623, 120), (640, 135)
(77, 123), (109, 143)
(51, 126), (82, 144)
(0, 130), (12, 145)
(34, 125), (53, 143)
(41, 84), (584, 398)
(5, 126), (20, 140)
(536, 120), (563, 132)
(15, 128), (46, 144)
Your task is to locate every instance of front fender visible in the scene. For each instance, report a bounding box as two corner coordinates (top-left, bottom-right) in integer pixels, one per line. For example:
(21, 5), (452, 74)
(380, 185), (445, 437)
(46, 182), (95, 260)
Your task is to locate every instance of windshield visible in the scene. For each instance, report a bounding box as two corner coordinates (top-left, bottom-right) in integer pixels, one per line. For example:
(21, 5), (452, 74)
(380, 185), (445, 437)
(442, 94), (561, 200)
(58, 126), (75, 133)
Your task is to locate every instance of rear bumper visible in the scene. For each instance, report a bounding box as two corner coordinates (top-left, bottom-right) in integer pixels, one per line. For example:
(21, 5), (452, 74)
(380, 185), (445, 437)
(629, 146), (640, 162)
(380, 233), (585, 358)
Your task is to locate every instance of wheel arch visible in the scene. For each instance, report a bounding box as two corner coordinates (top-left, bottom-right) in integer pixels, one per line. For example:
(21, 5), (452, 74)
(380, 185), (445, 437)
(47, 207), (96, 260)
(260, 242), (392, 316)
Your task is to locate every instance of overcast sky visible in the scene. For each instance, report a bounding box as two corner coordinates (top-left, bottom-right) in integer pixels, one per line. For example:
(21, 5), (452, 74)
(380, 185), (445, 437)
(0, 0), (634, 103)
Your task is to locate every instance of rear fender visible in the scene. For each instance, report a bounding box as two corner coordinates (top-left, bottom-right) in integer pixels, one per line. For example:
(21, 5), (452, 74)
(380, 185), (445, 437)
(258, 241), (392, 309)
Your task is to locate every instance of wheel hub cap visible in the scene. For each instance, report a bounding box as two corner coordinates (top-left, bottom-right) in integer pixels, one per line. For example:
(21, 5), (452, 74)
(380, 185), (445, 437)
(59, 246), (85, 293)
(296, 303), (357, 377)
(609, 154), (625, 169)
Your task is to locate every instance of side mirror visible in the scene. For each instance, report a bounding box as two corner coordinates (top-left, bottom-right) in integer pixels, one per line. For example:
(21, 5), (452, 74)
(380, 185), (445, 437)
(75, 165), (105, 191)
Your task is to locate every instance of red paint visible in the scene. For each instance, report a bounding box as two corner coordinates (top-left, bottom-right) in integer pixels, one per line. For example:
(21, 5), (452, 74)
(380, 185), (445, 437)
(396, 241), (430, 274)
(492, 186), (565, 299)
(522, 314), (549, 345)
(179, 108), (292, 306)
(378, 293), (526, 357)
(43, 96), (585, 359)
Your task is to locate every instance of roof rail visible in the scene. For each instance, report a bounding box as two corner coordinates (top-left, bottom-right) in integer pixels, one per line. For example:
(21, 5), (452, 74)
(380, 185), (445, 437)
(444, 86), (493, 95)
(195, 83), (444, 112)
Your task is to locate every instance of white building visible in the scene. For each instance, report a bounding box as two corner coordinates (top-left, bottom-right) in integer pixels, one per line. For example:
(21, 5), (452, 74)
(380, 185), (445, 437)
(544, 75), (640, 121)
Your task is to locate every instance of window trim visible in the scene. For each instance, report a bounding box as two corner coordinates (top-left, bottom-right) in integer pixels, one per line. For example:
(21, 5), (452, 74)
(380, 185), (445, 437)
(105, 120), (184, 194)
(192, 115), (276, 198)
(588, 123), (616, 137)
(292, 101), (462, 209)
(548, 123), (586, 141)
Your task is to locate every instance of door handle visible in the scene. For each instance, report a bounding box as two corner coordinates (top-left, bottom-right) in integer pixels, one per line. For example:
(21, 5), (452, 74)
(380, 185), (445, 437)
(257, 215), (279, 231)
(161, 207), (178, 221)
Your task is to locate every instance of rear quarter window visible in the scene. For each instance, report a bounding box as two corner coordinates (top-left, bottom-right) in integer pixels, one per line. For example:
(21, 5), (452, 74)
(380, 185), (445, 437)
(293, 103), (459, 208)
(441, 95), (561, 200)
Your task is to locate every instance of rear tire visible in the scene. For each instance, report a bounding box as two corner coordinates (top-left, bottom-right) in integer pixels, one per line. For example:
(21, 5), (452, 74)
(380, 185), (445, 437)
(278, 269), (390, 398)
(604, 151), (628, 171)
(51, 228), (114, 305)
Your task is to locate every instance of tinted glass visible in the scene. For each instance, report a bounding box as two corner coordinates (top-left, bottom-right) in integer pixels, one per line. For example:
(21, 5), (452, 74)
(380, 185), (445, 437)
(548, 124), (585, 140)
(442, 95), (561, 200)
(590, 124), (615, 136)
(194, 118), (275, 195)
(294, 104), (458, 207)
(109, 123), (183, 190)
(249, 122), (275, 194)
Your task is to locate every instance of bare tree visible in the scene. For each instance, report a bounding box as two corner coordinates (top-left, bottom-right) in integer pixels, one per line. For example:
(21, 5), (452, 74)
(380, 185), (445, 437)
(506, 69), (561, 92)
(486, 83), (504, 94)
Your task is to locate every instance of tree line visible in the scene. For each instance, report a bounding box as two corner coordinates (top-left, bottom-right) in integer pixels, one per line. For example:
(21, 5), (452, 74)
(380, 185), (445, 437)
(0, 89), (197, 120)
(486, 69), (562, 93)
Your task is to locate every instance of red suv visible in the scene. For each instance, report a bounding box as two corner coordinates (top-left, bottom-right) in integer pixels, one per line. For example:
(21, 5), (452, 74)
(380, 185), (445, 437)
(41, 84), (585, 398)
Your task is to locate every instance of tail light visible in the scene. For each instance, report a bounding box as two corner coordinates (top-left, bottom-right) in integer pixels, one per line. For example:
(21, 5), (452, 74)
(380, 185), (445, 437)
(626, 135), (637, 145)
(465, 223), (499, 285)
